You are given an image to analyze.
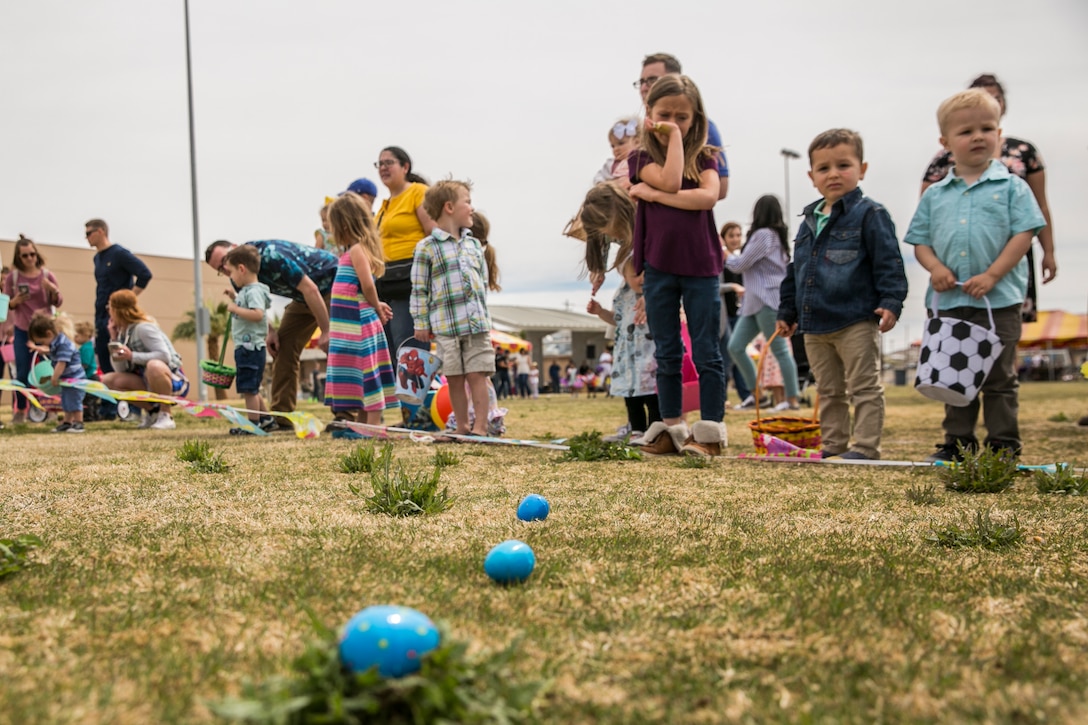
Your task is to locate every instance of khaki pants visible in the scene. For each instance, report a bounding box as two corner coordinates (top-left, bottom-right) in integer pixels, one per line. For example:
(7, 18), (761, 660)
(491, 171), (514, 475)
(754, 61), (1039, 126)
(805, 320), (884, 459)
(269, 299), (322, 417)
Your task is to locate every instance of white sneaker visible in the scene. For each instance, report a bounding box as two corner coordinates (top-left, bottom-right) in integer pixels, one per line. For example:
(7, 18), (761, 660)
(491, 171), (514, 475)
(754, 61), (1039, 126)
(138, 410), (154, 429)
(150, 412), (176, 430)
(602, 423), (632, 443)
(771, 401), (791, 412)
(734, 395), (756, 410)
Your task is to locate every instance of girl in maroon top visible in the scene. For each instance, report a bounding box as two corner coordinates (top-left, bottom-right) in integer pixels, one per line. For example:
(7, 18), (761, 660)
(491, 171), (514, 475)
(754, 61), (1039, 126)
(627, 75), (725, 457)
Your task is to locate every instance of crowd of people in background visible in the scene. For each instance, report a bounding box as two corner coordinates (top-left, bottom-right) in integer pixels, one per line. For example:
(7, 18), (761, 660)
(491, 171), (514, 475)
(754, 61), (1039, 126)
(4, 57), (1083, 440)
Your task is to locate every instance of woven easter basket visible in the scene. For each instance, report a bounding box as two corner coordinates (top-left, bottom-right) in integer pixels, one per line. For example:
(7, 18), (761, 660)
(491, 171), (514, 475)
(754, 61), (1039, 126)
(200, 360), (236, 389)
(747, 329), (821, 454)
(200, 317), (236, 389)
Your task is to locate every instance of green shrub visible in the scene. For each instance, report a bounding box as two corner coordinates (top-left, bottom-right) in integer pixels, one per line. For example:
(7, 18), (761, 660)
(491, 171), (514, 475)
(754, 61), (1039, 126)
(0, 534), (43, 581)
(905, 483), (940, 505)
(560, 431), (642, 462)
(352, 457), (453, 517)
(940, 445), (1018, 494)
(431, 449), (461, 469)
(338, 441), (393, 474)
(1035, 464), (1088, 495)
(928, 509), (1023, 550)
(177, 439), (229, 473)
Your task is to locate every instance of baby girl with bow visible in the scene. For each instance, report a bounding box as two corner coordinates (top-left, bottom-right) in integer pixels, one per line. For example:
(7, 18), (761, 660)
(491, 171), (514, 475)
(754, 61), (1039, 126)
(592, 117), (638, 189)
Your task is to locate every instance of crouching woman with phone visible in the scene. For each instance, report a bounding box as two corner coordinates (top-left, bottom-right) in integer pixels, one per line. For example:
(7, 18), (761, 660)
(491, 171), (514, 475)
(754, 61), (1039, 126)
(101, 290), (189, 431)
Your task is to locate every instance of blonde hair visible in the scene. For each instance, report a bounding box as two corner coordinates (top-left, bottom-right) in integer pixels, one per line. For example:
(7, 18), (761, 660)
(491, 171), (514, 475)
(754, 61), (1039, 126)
(75, 320), (95, 339)
(641, 75), (715, 182)
(565, 182), (636, 276)
(937, 88), (1001, 135)
(328, 193), (385, 277)
(423, 179), (471, 221)
(470, 211), (501, 292)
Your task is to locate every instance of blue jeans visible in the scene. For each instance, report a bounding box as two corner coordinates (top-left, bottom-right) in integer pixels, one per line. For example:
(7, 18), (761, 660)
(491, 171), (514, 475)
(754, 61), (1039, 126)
(728, 306), (800, 399)
(383, 295), (426, 358)
(95, 323), (118, 417)
(643, 265), (725, 421)
(726, 313), (751, 402)
(12, 327), (30, 412)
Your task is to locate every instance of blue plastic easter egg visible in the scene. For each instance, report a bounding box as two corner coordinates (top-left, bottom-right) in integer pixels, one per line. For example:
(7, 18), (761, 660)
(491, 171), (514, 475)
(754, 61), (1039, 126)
(516, 494), (550, 522)
(338, 605), (440, 677)
(484, 539), (536, 584)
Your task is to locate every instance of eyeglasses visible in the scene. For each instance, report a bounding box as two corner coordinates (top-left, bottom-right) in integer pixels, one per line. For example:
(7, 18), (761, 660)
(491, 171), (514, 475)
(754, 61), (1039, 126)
(84, 229), (96, 238)
(20, 252), (38, 259)
(374, 159), (398, 169)
(632, 75), (660, 90)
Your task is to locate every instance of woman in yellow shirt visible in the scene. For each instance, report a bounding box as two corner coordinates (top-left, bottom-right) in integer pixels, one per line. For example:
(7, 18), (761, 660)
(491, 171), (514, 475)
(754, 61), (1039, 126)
(374, 146), (435, 354)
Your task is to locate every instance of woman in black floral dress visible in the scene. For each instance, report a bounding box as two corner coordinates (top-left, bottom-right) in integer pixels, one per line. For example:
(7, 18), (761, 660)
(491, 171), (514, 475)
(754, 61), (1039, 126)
(920, 73), (1056, 322)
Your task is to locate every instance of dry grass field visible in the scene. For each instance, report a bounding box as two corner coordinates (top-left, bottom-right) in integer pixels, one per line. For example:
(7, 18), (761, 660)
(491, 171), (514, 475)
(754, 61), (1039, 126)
(1, 382), (1087, 723)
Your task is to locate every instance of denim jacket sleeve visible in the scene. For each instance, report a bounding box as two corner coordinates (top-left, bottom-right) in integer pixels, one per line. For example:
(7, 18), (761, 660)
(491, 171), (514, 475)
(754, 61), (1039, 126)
(861, 205), (908, 319)
(778, 261), (797, 325)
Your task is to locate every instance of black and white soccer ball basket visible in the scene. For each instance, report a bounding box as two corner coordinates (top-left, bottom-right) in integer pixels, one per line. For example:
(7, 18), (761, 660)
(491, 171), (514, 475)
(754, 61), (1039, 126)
(914, 313), (1003, 407)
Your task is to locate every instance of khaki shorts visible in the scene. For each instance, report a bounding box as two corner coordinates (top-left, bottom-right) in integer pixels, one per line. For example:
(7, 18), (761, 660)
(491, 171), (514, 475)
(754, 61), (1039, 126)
(435, 333), (496, 376)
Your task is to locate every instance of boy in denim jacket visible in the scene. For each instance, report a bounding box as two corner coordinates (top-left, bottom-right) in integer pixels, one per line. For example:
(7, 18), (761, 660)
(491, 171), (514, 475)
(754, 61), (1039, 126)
(905, 90), (1045, 462)
(777, 129), (908, 460)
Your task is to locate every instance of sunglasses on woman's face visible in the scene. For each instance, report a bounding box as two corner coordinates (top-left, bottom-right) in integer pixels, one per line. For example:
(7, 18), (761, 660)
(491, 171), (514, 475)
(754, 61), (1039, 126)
(20, 252), (37, 259)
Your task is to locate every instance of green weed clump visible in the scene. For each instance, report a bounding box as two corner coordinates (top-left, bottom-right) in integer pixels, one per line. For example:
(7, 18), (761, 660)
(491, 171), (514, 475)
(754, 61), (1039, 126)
(352, 456), (453, 517)
(928, 509), (1023, 550)
(176, 439), (229, 473)
(177, 439), (213, 462)
(338, 441), (393, 474)
(209, 616), (542, 724)
(678, 456), (712, 469)
(905, 483), (940, 505)
(431, 449), (461, 469)
(940, 445), (1018, 493)
(1035, 464), (1088, 495)
(1047, 412), (1070, 423)
(560, 431), (642, 462)
(0, 534), (43, 581)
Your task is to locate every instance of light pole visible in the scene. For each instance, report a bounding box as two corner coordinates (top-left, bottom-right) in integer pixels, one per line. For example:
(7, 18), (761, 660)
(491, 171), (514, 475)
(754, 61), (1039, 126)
(184, 0), (208, 401)
(780, 148), (801, 220)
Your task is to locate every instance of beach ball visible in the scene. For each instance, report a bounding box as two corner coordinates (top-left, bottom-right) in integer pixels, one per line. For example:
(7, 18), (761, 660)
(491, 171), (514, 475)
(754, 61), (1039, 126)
(517, 494), (550, 522)
(338, 605), (441, 678)
(430, 382), (452, 428)
(484, 540), (536, 584)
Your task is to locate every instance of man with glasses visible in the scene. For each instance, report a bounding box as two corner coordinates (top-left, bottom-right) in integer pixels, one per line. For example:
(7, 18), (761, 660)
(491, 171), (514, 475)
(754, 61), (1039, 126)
(203, 239), (337, 429)
(635, 53), (729, 200)
(85, 218), (152, 420)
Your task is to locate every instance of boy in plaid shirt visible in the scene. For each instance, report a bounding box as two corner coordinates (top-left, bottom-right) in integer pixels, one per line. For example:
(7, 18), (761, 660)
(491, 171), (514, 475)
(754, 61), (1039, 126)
(410, 180), (494, 436)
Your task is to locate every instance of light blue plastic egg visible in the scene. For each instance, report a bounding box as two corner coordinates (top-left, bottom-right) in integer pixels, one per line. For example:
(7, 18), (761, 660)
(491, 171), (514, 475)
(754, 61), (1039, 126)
(338, 605), (440, 677)
(516, 494), (550, 522)
(484, 539), (536, 584)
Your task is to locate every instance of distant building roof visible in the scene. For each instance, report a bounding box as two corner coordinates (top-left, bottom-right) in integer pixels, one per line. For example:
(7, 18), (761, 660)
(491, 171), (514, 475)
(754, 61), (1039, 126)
(489, 305), (608, 333)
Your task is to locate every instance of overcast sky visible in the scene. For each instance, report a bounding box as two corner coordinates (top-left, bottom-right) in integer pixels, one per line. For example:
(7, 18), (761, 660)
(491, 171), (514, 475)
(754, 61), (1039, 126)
(2, 0), (1086, 347)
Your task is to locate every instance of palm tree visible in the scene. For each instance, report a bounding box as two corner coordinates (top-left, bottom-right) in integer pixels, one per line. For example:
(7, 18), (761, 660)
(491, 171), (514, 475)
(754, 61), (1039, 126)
(173, 301), (232, 399)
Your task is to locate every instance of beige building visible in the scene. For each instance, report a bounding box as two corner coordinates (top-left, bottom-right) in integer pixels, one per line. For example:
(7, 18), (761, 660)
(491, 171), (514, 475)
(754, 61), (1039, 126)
(2, 237), (229, 401)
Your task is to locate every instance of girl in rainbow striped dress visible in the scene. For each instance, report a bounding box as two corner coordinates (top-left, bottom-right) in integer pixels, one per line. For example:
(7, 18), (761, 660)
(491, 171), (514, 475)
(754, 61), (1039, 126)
(324, 193), (397, 437)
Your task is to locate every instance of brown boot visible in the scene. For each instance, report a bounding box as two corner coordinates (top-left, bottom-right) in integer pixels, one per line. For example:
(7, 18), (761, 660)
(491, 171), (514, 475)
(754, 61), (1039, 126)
(640, 422), (689, 457)
(630, 421), (667, 447)
(680, 420), (726, 457)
